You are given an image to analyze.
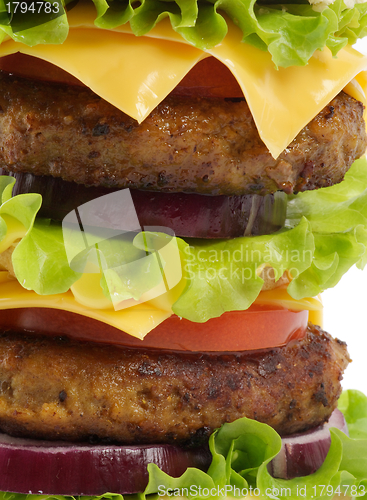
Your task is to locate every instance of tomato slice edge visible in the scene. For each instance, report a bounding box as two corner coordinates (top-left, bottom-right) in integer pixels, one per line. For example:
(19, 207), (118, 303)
(2, 305), (308, 352)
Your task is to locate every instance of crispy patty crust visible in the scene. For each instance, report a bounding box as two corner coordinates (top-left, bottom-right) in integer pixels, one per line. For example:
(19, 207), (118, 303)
(0, 72), (365, 195)
(0, 324), (349, 445)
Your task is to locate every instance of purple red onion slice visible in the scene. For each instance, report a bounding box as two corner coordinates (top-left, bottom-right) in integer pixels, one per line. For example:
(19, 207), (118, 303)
(0, 170), (287, 238)
(0, 434), (211, 495)
(0, 409), (348, 495)
(268, 408), (348, 479)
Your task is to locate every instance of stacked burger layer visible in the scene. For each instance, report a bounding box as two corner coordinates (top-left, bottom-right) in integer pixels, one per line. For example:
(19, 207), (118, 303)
(0, 0), (366, 496)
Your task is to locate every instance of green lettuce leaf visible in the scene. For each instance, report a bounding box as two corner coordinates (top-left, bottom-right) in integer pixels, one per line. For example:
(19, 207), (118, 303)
(1, 0), (367, 67)
(173, 217), (315, 321)
(338, 390), (367, 440)
(12, 219), (81, 295)
(172, 157), (367, 322)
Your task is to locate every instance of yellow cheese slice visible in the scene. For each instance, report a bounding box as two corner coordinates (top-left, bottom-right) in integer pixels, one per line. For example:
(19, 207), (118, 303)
(208, 36), (367, 158)
(0, 271), (11, 284)
(0, 273), (171, 339)
(256, 287), (323, 327)
(0, 273), (322, 338)
(344, 71), (367, 128)
(0, 27), (206, 126)
(0, 1), (365, 158)
(345, 73), (367, 104)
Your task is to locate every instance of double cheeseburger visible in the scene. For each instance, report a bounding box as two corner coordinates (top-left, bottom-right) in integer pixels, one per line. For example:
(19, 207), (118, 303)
(0, 0), (366, 497)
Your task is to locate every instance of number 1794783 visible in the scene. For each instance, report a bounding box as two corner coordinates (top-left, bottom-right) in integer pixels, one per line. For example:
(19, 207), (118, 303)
(5, 2), (60, 14)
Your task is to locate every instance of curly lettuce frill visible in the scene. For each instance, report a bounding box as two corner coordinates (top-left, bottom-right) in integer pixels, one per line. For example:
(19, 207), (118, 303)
(0, 0), (367, 67)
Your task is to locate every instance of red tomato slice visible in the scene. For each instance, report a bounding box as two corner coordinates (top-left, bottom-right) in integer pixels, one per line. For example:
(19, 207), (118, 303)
(1, 305), (307, 352)
(171, 57), (244, 98)
(0, 54), (243, 98)
(0, 53), (84, 86)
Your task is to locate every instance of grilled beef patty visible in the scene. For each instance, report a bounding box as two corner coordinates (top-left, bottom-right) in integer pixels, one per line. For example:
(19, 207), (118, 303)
(0, 324), (349, 445)
(0, 71), (365, 196)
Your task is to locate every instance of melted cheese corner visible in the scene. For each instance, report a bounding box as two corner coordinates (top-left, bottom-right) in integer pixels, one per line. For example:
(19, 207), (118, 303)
(0, 2), (365, 157)
(257, 287), (323, 327)
(0, 274), (172, 339)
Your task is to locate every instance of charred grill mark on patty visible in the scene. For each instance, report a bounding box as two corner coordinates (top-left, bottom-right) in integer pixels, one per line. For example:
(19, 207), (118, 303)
(0, 324), (350, 445)
(0, 72), (365, 196)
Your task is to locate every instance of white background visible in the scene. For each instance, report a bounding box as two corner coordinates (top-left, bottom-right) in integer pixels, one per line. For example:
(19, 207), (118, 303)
(322, 38), (367, 393)
(323, 267), (367, 392)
